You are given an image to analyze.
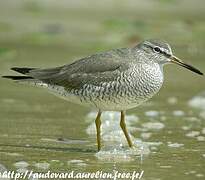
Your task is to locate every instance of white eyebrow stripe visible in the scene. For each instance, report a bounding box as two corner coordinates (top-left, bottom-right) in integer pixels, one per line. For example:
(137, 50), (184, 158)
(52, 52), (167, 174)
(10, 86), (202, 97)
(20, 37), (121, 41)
(161, 48), (172, 57)
(165, 43), (172, 54)
(143, 41), (173, 56)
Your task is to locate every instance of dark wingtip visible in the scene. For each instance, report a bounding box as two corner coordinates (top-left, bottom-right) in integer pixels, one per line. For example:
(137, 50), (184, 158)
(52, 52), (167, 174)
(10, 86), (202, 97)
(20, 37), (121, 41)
(11, 67), (35, 74)
(2, 75), (33, 80)
(11, 67), (19, 71)
(199, 70), (204, 75)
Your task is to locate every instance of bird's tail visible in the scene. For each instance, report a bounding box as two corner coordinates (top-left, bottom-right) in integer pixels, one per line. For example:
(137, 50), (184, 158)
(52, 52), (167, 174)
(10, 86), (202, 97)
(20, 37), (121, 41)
(2, 67), (36, 81)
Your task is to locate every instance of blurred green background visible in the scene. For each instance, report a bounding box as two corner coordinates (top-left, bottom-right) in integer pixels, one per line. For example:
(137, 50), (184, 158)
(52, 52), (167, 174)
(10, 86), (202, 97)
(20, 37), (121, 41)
(0, 0), (205, 180)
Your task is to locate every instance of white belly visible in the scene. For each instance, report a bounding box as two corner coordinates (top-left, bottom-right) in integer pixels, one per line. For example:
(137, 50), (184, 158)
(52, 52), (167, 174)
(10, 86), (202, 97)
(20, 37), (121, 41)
(27, 63), (164, 111)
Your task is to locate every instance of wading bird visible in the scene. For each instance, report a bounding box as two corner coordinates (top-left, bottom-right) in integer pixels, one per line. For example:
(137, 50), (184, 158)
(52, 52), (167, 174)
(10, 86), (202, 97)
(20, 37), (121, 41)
(3, 39), (203, 151)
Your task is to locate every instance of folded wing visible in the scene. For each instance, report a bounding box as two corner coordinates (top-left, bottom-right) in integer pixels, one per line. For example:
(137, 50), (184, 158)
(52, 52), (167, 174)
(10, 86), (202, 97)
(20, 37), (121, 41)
(4, 48), (133, 90)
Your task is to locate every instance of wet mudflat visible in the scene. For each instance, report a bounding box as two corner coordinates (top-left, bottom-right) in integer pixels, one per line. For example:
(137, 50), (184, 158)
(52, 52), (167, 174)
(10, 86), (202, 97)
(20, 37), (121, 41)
(0, 1), (205, 180)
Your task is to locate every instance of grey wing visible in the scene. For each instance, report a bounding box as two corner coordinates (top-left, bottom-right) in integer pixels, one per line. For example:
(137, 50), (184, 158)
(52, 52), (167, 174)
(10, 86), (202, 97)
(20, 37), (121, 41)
(27, 48), (133, 90)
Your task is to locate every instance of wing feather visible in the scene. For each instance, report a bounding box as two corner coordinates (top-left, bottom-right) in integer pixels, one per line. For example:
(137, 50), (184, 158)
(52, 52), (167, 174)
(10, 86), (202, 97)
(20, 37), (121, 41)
(27, 48), (133, 90)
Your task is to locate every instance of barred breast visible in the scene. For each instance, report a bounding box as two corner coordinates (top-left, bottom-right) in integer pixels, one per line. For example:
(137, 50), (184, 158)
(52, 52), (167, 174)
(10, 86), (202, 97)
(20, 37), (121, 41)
(43, 62), (163, 111)
(61, 62), (163, 110)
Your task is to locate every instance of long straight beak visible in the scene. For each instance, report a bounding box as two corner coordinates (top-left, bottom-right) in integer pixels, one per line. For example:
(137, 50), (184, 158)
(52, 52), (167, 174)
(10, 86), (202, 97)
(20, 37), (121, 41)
(170, 56), (203, 75)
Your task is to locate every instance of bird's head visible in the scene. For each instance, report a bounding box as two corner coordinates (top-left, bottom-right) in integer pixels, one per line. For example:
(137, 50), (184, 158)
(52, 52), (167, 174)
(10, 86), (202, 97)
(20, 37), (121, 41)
(137, 39), (203, 75)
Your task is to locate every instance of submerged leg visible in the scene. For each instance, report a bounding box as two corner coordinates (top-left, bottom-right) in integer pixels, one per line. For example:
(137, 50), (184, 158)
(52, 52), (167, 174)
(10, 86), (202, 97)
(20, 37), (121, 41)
(120, 110), (133, 147)
(95, 111), (102, 151)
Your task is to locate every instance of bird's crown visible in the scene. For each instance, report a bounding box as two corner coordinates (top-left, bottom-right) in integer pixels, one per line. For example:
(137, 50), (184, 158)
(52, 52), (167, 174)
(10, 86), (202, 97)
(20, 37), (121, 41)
(138, 39), (173, 58)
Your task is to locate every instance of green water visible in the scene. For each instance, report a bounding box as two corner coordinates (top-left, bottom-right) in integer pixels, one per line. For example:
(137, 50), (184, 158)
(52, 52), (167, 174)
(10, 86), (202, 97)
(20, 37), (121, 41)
(0, 1), (205, 180)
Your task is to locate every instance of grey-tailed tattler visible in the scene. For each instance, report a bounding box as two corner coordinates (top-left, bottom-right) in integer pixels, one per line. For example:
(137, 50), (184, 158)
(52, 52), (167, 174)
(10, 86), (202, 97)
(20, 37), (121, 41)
(3, 39), (203, 151)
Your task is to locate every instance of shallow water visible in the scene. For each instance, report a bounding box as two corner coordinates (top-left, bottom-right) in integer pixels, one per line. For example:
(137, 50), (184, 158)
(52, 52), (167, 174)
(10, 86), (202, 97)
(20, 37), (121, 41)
(0, 0), (205, 180)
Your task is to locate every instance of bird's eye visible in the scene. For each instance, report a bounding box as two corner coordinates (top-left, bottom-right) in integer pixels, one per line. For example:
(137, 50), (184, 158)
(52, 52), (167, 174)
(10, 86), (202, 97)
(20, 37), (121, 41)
(153, 46), (161, 53)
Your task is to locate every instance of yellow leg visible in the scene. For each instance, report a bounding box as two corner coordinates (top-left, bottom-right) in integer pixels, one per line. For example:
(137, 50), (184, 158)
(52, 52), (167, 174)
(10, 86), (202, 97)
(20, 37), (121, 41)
(120, 111), (133, 147)
(95, 111), (102, 151)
